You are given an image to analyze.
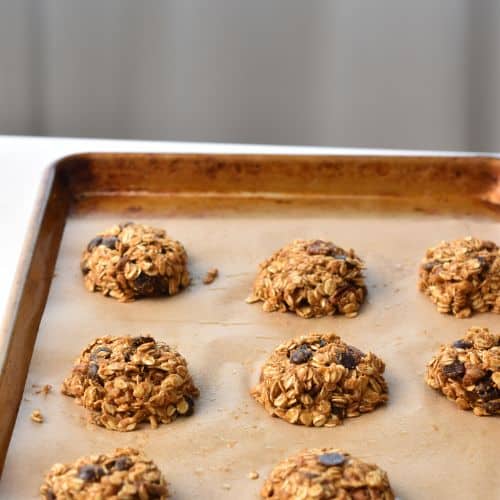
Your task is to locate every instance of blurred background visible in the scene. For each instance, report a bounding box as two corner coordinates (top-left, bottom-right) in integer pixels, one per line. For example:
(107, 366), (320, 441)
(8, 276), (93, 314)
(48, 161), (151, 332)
(1, 0), (500, 151)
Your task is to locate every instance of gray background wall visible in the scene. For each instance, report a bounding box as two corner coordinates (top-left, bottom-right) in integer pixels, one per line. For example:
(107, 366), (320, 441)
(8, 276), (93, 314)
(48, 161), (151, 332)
(1, 0), (500, 151)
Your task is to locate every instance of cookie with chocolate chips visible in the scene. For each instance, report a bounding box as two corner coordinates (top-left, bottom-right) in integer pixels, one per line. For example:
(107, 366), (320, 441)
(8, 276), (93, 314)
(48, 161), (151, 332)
(62, 335), (199, 431)
(246, 239), (366, 318)
(251, 333), (388, 427)
(418, 236), (499, 318)
(426, 326), (500, 415)
(81, 222), (190, 301)
(40, 447), (169, 499)
(261, 448), (394, 499)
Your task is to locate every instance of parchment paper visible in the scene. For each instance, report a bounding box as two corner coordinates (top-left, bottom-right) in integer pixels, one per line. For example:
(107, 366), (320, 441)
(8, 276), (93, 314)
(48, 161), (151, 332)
(0, 209), (498, 499)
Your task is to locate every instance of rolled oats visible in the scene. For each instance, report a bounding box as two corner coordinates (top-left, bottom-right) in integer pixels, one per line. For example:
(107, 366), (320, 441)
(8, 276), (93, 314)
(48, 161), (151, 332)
(34, 384), (52, 395)
(203, 268), (219, 285)
(62, 335), (199, 431)
(247, 240), (366, 318)
(81, 223), (190, 302)
(425, 326), (499, 415)
(261, 448), (394, 499)
(418, 237), (499, 318)
(31, 409), (44, 424)
(251, 333), (388, 427)
(40, 447), (169, 499)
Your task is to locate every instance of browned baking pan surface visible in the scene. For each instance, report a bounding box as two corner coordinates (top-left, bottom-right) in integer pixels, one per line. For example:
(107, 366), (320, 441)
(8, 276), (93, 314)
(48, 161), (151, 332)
(0, 154), (499, 499)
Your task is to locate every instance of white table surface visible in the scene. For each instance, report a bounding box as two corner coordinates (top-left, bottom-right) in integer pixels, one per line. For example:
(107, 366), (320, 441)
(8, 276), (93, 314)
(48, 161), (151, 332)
(0, 135), (487, 339)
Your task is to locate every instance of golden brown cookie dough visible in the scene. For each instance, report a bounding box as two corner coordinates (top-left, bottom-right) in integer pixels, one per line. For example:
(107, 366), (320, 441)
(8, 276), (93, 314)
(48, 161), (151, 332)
(40, 447), (168, 499)
(425, 326), (499, 416)
(418, 236), (499, 318)
(62, 335), (199, 431)
(261, 448), (394, 500)
(251, 333), (388, 427)
(246, 240), (366, 318)
(81, 222), (190, 302)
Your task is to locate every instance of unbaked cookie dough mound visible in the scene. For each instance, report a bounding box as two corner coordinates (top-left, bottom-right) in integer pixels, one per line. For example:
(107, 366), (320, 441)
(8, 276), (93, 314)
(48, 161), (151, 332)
(81, 222), (190, 301)
(247, 240), (366, 318)
(62, 335), (200, 431)
(40, 447), (169, 499)
(425, 326), (499, 416)
(251, 333), (388, 427)
(261, 448), (394, 500)
(418, 236), (499, 318)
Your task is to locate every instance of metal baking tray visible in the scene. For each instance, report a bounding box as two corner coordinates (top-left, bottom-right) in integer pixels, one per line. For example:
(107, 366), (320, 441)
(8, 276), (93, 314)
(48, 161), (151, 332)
(0, 153), (498, 499)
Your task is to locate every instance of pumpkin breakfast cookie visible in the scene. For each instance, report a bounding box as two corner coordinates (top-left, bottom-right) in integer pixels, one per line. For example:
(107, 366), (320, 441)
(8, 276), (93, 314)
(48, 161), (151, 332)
(81, 222), (190, 301)
(251, 333), (388, 427)
(62, 335), (199, 431)
(247, 240), (366, 318)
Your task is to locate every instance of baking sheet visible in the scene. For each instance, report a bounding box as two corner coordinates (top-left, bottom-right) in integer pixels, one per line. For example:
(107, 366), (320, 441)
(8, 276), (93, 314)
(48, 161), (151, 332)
(1, 208), (499, 499)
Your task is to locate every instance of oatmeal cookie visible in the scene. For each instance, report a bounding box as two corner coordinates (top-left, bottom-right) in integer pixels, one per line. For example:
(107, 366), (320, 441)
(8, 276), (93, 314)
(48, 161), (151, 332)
(40, 447), (168, 499)
(246, 240), (366, 318)
(62, 335), (199, 431)
(425, 326), (499, 415)
(418, 237), (499, 318)
(251, 333), (388, 427)
(81, 222), (190, 301)
(261, 448), (394, 500)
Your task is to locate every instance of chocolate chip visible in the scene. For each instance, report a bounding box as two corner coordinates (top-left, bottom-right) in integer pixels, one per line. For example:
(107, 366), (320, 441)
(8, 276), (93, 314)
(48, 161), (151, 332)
(45, 490), (56, 500)
(317, 452), (345, 467)
(474, 380), (500, 402)
(87, 362), (99, 380)
(452, 339), (472, 349)
(80, 261), (90, 274)
(306, 240), (339, 256)
(347, 345), (364, 360)
(331, 405), (347, 419)
(290, 345), (313, 364)
(131, 336), (154, 348)
(133, 273), (166, 295)
(476, 256), (490, 272)
(337, 350), (358, 369)
(113, 456), (133, 471)
(77, 464), (105, 482)
(442, 360), (465, 380)
(87, 236), (103, 251)
(318, 339), (327, 348)
(422, 260), (439, 272)
(184, 395), (195, 416)
(101, 236), (118, 249)
(484, 400), (500, 414)
(308, 385), (321, 398)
